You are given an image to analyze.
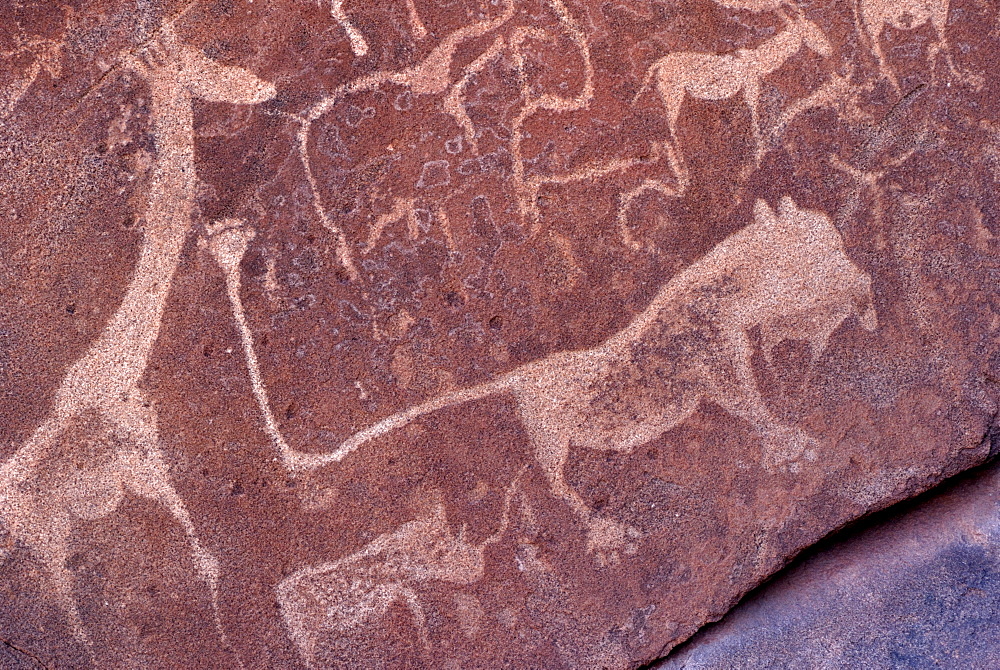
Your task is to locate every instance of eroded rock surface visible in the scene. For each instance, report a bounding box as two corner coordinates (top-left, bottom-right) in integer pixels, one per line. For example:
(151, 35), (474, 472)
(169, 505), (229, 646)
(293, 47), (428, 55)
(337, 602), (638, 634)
(659, 456), (1000, 669)
(0, 0), (998, 667)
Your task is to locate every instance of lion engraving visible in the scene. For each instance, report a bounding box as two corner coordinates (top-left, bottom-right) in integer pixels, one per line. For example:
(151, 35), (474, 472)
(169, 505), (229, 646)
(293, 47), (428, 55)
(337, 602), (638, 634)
(314, 196), (878, 563)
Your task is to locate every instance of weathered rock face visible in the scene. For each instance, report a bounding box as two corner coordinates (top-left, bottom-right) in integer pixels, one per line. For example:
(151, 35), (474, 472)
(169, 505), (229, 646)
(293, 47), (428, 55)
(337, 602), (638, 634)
(658, 457), (1000, 670)
(0, 0), (997, 668)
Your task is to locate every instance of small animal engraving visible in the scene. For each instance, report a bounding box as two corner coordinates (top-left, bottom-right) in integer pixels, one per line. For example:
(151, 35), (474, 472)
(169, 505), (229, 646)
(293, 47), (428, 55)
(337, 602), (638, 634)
(634, 12), (832, 188)
(277, 475), (521, 666)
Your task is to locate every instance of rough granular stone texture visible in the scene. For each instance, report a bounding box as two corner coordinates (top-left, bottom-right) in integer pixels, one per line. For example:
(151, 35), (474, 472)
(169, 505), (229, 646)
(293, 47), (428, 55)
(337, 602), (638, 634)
(658, 456), (1000, 670)
(0, 0), (998, 668)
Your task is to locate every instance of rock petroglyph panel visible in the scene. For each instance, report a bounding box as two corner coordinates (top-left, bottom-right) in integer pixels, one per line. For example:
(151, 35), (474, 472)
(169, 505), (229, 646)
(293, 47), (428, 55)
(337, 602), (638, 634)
(1, 0), (998, 667)
(1, 15), (275, 666)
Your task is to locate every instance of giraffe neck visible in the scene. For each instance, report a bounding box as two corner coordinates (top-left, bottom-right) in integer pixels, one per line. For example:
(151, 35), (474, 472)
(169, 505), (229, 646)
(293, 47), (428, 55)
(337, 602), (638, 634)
(60, 83), (197, 403)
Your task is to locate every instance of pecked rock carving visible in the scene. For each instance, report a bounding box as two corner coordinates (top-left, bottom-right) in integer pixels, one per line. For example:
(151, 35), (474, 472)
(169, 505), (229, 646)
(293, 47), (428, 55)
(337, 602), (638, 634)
(634, 10), (832, 189)
(0, 25), (275, 660)
(327, 0), (369, 58)
(4, 0), (999, 667)
(855, 0), (973, 91)
(221, 196), (876, 565)
(296, 0), (518, 279)
(277, 472), (522, 667)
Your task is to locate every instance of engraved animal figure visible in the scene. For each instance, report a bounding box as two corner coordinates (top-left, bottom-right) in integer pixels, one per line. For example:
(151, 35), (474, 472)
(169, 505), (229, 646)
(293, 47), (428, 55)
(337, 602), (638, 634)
(206, 198), (879, 561)
(855, 0), (972, 91)
(0, 26), (275, 660)
(297, 0), (516, 279)
(297, 197), (877, 565)
(277, 476), (521, 667)
(633, 13), (832, 190)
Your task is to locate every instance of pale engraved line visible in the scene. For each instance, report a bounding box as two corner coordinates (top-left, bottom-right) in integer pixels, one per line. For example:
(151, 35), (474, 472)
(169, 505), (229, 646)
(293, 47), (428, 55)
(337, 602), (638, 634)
(296, 0), (517, 279)
(329, 0), (369, 57)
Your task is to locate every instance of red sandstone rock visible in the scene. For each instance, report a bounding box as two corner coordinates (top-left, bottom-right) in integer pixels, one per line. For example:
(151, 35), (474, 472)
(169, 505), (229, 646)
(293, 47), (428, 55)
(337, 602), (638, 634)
(0, 0), (998, 668)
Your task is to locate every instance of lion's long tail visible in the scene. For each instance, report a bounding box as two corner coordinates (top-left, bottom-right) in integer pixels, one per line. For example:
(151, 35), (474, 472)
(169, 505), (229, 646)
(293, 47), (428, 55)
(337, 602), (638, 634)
(287, 373), (520, 472)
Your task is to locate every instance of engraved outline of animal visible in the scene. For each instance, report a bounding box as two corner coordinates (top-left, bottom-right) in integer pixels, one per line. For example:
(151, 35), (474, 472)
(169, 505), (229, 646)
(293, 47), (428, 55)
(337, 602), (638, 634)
(854, 0), (973, 91)
(300, 196), (878, 563)
(632, 12), (832, 190)
(296, 0), (517, 279)
(276, 473), (522, 667)
(0, 26), (275, 662)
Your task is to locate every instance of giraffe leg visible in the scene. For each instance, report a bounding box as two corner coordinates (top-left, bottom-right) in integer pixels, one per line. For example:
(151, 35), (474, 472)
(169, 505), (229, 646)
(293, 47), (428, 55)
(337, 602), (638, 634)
(116, 398), (237, 663)
(28, 510), (98, 663)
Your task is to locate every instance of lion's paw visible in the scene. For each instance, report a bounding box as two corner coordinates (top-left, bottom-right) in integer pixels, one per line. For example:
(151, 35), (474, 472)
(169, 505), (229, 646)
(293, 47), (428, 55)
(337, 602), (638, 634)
(586, 516), (642, 568)
(762, 426), (820, 472)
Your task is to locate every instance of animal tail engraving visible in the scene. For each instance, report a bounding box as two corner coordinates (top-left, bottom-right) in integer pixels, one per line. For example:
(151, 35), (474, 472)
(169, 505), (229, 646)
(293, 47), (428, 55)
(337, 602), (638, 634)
(326, 375), (519, 466)
(208, 220), (522, 472)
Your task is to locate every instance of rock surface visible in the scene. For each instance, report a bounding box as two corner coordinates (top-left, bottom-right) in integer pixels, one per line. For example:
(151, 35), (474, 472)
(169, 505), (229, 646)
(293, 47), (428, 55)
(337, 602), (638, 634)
(0, 0), (998, 668)
(658, 455), (1000, 670)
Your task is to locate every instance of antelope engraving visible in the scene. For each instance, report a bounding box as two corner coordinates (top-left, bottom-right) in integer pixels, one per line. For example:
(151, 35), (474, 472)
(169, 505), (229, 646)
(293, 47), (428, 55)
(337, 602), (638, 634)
(633, 12), (832, 190)
(218, 197), (877, 565)
(277, 475), (521, 667)
(0, 27), (275, 659)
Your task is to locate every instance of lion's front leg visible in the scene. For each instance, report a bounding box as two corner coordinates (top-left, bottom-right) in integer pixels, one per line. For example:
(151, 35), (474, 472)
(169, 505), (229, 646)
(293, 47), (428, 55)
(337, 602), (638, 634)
(531, 430), (641, 567)
(707, 330), (818, 470)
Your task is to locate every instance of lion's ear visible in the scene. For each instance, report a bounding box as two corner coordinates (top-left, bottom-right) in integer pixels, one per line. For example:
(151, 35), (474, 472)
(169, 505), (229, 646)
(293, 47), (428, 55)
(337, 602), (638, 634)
(778, 195), (797, 218)
(754, 199), (777, 227)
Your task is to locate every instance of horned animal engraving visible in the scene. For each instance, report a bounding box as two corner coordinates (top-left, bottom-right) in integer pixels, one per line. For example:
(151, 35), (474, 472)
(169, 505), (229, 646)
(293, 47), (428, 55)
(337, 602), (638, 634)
(0, 26), (274, 660)
(217, 196), (876, 564)
(634, 12), (832, 190)
(277, 474), (521, 667)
